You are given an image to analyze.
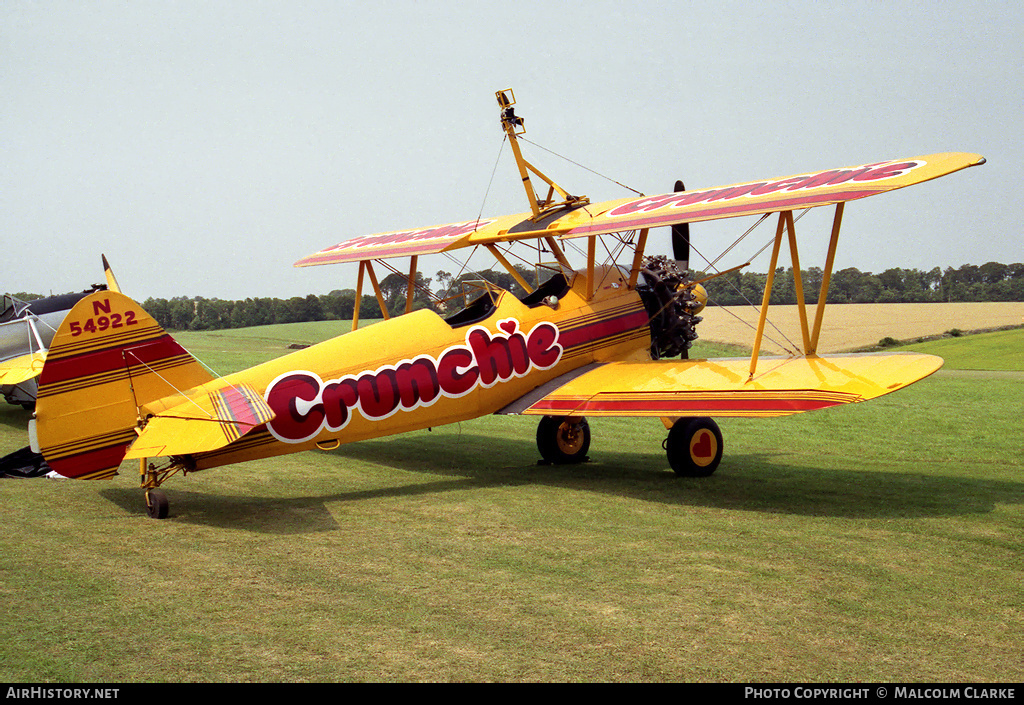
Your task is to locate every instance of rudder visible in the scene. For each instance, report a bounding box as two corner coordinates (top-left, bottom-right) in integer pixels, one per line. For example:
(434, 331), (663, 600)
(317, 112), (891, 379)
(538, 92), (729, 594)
(33, 291), (215, 479)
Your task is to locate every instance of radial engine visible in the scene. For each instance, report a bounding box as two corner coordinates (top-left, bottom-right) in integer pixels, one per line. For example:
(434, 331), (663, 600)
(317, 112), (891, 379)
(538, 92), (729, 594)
(636, 255), (707, 359)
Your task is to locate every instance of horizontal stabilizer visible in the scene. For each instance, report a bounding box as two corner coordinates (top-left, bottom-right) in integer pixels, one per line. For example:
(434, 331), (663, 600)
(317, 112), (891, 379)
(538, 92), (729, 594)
(0, 352), (46, 386)
(126, 382), (275, 458)
(521, 352), (943, 418)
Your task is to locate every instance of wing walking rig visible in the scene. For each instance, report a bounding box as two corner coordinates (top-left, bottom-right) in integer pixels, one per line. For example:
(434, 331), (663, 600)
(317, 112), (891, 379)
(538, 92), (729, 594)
(29, 89), (985, 518)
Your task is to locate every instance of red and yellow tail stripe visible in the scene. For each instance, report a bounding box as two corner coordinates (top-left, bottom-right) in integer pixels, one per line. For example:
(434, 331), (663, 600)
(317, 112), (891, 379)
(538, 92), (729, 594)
(37, 329), (197, 399)
(209, 384), (276, 444)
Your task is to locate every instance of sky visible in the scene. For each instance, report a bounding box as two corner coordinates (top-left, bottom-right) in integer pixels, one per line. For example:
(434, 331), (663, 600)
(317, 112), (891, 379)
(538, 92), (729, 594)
(3, 1), (1021, 301)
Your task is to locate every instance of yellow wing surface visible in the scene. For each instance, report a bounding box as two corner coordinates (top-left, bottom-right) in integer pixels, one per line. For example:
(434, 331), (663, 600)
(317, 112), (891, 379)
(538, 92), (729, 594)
(293, 215), (523, 266)
(0, 351), (46, 386)
(294, 153), (984, 265)
(556, 153), (984, 238)
(517, 352), (943, 418)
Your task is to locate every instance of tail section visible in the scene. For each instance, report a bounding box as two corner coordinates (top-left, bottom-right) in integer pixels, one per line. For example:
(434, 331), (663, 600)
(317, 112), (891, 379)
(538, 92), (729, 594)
(34, 291), (215, 479)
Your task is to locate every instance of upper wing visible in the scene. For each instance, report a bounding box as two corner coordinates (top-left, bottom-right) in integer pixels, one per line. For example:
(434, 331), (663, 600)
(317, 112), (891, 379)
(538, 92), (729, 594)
(293, 153), (984, 265)
(293, 215), (529, 266)
(555, 153), (986, 239)
(512, 352), (943, 418)
(0, 351), (46, 386)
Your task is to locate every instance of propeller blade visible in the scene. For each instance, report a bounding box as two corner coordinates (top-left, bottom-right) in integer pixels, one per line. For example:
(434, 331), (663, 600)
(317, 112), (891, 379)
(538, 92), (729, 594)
(670, 180), (690, 269)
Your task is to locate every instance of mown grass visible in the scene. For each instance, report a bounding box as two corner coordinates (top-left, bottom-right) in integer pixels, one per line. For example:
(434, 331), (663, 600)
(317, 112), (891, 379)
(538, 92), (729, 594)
(0, 323), (1021, 682)
(170, 319), (382, 375)
(898, 327), (1024, 371)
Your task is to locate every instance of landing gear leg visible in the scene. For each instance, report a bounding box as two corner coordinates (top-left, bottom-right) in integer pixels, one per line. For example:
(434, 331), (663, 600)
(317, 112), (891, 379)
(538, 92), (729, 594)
(536, 415), (591, 464)
(665, 417), (723, 477)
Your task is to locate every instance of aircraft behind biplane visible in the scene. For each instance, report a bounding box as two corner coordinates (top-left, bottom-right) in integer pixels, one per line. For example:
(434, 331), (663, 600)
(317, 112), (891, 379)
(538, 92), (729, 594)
(1, 283), (110, 410)
(29, 90), (985, 518)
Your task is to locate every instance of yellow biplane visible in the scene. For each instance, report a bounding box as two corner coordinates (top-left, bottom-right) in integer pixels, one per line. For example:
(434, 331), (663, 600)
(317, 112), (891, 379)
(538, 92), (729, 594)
(29, 90), (985, 518)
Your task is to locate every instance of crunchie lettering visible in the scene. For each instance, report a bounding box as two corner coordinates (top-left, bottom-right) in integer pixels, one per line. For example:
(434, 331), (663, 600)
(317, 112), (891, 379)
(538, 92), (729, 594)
(265, 319), (562, 443)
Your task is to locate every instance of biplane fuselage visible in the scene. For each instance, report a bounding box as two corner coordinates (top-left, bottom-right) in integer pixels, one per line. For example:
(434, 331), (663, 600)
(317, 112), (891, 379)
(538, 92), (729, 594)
(188, 266), (648, 470)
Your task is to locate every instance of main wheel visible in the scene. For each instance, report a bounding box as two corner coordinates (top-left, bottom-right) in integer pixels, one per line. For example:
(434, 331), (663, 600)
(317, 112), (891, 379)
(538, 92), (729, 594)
(666, 417), (723, 477)
(145, 488), (169, 519)
(536, 416), (591, 464)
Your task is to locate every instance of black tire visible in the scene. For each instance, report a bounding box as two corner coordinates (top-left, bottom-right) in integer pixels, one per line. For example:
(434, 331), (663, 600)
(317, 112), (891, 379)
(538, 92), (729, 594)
(666, 417), (723, 477)
(145, 489), (169, 519)
(536, 416), (591, 464)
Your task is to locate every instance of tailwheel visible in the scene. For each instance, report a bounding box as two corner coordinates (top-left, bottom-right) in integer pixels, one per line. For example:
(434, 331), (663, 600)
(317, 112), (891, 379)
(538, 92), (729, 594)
(140, 458), (178, 520)
(536, 415), (591, 464)
(665, 417), (723, 477)
(145, 488), (169, 519)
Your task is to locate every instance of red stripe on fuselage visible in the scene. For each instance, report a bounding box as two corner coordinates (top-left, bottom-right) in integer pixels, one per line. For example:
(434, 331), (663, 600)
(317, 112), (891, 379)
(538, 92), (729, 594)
(559, 308), (649, 350)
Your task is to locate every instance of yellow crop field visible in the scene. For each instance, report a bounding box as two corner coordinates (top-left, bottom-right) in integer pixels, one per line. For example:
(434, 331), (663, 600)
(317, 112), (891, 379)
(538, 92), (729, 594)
(700, 301), (1024, 354)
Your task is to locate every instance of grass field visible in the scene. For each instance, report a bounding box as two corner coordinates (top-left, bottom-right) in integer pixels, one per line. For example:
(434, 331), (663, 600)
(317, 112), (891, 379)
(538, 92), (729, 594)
(1, 322), (1021, 682)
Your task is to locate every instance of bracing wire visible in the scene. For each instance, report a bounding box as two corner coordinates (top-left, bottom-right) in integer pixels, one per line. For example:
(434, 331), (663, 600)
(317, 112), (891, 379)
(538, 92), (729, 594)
(477, 135), (507, 224)
(444, 131), (815, 359)
(687, 208), (816, 356)
(519, 136), (645, 196)
(123, 350), (215, 419)
(690, 233), (800, 355)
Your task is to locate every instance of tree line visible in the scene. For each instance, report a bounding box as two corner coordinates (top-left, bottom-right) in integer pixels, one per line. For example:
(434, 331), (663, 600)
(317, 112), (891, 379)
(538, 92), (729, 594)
(140, 265), (538, 331)
(701, 261), (1024, 306)
(14, 261), (1016, 332)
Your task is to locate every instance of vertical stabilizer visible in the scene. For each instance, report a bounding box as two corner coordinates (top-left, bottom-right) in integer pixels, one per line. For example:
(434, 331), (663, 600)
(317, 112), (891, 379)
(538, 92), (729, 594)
(35, 291), (215, 479)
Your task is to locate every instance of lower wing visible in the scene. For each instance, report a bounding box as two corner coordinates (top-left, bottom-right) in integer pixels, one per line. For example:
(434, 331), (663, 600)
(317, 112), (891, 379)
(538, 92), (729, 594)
(0, 352), (46, 386)
(509, 353), (942, 418)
